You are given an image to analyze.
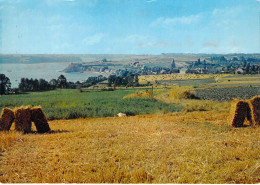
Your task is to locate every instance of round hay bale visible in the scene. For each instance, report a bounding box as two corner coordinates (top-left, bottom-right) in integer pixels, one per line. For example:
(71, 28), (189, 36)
(14, 106), (32, 133)
(0, 108), (15, 131)
(31, 107), (50, 133)
(248, 96), (260, 126)
(229, 100), (251, 127)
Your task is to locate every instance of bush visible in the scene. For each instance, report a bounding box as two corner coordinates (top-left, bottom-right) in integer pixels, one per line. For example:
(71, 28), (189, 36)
(123, 90), (154, 99)
(169, 86), (198, 100)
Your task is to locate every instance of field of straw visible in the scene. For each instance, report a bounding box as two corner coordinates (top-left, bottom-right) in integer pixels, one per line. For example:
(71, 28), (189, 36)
(138, 74), (230, 85)
(0, 111), (259, 183)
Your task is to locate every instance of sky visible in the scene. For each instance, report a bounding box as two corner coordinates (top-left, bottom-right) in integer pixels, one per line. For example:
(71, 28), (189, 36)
(0, 0), (259, 54)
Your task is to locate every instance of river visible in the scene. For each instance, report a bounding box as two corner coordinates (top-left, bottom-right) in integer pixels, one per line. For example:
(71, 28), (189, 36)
(0, 62), (98, 88)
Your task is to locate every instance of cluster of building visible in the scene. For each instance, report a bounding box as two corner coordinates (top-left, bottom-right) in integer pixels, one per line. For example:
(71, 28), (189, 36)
(181, 57), (260, 74)
(125, 59), (178, 75)
(126, 57), (260, 75)
(64, 56), (260, 76)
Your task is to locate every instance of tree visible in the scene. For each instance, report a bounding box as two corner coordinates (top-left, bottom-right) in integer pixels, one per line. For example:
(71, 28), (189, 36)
(108, 75), (116, 87)
(39, 79), (49, 90)
(108, 73), (139, 87)
(18, 78), (26, 92)
(171, 58), (176, 69)
(0, 74), (11, 95)
(57, 75), (67, 88)
(32, 79), (40, 91)
(49, 79), (58, 89)
(134, 74), (139, 84)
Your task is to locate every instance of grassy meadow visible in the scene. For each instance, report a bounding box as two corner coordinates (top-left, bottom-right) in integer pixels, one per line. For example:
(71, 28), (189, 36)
(0, 74), (259, 183)
(0, 89), (181, 120)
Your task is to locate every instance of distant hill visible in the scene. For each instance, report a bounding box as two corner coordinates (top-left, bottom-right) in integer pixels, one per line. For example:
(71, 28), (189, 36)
(0, 53), (260, 64)
(0, 54), (154, 64)
(0, 54), (82, 64)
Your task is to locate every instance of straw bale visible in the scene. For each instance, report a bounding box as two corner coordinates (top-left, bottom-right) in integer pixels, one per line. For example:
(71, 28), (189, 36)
(248, 96), (260, 126)
(0, 108), (15, 131)
(31, 107), (50, 133)
(14, 106), (32, 133)
(229, 100), (251, 127)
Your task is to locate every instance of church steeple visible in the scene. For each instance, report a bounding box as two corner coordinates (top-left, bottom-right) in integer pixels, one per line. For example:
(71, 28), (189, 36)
(171, 58), (176, 69)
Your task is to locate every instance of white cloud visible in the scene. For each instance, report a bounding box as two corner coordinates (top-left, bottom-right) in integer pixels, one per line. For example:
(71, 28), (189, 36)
(116, 34), (169, 48)
(200, 40), (244, 54)
(83, 33), (105, 46)
(207, 6), (243, 31)
(152, 6), (242, 29)
(118, 34), (147, 43)
(45, 0), (97, 6)
(146, 0), (157, 3)
(152, 14), (202, 27)
(203, 42), (220, 49)
(211, 6), (242, 18)
(138, 42), (168, 48)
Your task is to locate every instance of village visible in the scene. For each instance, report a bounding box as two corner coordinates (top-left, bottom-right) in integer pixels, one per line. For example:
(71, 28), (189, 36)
(63, 55), (260, 77)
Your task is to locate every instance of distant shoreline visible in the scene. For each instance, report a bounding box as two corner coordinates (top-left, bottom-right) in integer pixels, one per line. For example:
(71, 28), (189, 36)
(0, 63), (101, 88)
(62, 71), (111, 78)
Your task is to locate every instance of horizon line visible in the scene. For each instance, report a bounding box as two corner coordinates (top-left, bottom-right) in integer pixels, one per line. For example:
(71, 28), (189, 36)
(0, 52), (260, 55)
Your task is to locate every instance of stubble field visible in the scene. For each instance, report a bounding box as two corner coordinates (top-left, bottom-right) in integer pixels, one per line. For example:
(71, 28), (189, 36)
(0, 111), (260, 183)
(0, 74), (259, 183)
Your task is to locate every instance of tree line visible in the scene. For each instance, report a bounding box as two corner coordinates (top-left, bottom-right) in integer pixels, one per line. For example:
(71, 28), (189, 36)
(0, 74), (107, 95)
(0, 71), (141, 95)
(108, 73), (139, 87)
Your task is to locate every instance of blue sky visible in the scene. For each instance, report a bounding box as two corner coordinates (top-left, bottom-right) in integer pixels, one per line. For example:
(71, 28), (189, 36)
(0, 0), (259, 54)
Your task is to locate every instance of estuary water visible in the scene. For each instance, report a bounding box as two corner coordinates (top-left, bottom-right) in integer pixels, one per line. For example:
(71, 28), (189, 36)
(0, 62), (97, 88)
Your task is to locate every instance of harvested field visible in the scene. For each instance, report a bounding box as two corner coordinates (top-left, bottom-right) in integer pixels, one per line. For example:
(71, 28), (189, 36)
(160, 78), (215, 86)
(0, 111), (259, 183)
(139, 74), (230, 85)
(195, 86), (260, 101)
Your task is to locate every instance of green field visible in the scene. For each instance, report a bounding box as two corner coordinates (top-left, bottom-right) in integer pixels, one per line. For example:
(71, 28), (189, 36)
(1, 74), (259, 120)
(0, 89), (181, 120)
